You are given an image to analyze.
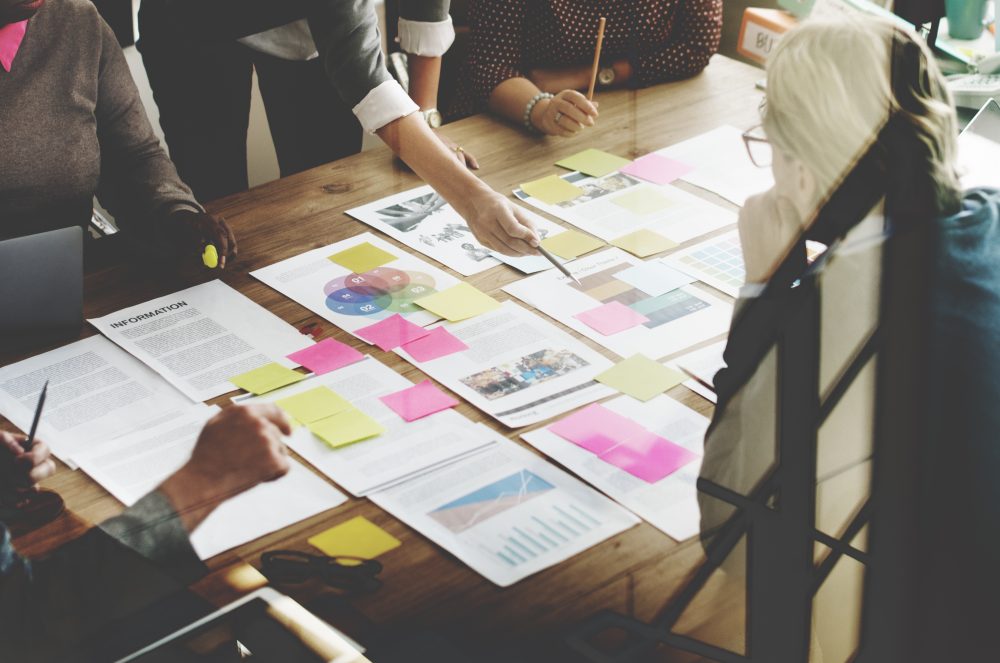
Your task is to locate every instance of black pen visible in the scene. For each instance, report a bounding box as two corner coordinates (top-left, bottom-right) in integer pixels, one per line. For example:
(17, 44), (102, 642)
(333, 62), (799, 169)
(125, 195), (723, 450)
(537, 245), (581, 285)
(23, 379), (48, 452)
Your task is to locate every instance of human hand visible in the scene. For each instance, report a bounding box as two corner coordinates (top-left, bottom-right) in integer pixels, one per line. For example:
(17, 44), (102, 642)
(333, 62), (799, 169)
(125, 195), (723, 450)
(0, 432), (56, 491)
(530, 90), (599, 137)
(738, 189), (807, 284)
(170, 209), (238, 269)
(458, 190), (540, 256)
(437, 134), (480, 170)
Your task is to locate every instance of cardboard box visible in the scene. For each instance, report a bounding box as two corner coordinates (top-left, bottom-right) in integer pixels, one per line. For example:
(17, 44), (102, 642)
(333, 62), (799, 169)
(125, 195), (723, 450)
(738, 8), (799, 64)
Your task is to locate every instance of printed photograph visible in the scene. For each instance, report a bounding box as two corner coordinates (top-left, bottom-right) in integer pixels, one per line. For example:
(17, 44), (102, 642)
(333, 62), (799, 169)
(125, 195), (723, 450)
(460, 349), (590, 401)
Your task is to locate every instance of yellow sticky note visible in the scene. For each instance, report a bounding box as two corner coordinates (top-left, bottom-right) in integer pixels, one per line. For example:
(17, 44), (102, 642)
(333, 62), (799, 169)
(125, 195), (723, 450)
(308, 408), (385, 448)
(611, 229), (678, 258)
(520, 175), (585, 205)
(328, 242), (397, 274)
(308, 516), (401, 561)
(276, 387), (352, 425)
(541, 230), (607, 260)
(414, 282), (500, 322)
(611, 189), (674, 216)
(595, 354), (686, 401)
(556, 149), (631, 178)
(229, 363), (305, 395)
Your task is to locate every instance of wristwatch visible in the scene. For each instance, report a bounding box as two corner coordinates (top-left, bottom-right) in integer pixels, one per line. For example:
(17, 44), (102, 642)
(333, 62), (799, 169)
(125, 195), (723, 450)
(422, 109), (443, 129)
(598, 66), (616, 87)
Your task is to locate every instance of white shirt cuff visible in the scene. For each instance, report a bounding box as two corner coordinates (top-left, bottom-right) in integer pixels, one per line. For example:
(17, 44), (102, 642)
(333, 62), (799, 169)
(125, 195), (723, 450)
(353, 80), (420, 133)
(739, 283), (767, 299)
(397, 16), (455, 57)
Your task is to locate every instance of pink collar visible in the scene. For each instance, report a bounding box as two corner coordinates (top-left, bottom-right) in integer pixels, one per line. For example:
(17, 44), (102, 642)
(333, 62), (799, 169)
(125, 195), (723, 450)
(0, 20), (28, 73)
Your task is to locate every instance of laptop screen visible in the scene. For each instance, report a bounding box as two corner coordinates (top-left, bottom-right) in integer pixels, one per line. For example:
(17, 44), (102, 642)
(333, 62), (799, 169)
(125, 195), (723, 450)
(958, 99), (1000, 190)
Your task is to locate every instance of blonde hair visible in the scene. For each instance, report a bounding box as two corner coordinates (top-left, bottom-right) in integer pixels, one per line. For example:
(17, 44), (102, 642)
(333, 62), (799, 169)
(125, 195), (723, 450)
(763, 15), (961, 215)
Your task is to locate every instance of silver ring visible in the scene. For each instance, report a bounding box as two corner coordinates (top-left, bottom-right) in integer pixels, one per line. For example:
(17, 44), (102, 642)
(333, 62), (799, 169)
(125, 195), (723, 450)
(553, 111), (563, 125)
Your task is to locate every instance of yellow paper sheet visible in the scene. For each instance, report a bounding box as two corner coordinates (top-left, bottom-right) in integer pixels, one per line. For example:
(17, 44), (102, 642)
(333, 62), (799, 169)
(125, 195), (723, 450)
(520, 175), (585, 204)
(541, 230), (606, 260)
(308, 408), (385, 448)
(328, 242), (397, 274)
(229, 363), (306, 395)
(308, 516), (401, 561)
(611, 229), (678, 258)
(276, 387), (352, 425)
(555, 149), (631, 178)
(611, 188), (674, 215)
(414, 282), (500, 322)
(595, 354), (686, 401)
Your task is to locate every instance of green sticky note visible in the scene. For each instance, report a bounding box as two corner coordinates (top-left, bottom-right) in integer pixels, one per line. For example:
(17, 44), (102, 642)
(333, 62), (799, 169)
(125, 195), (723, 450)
(556, 148), (631, 178)
(308, 516), (401, 561)
(308, 408), (385, 448)
(610, 229), (678, 258)
(611, 189), (674, 216)
(276, 387), (352, 425)
(541, 230), (606, 260)
(520, 175), (585, 205)
(229, 363), (306, 395)
(414, 282), (501, 322)
(595, 354), (686, 401)
(328, 242), (397, 274)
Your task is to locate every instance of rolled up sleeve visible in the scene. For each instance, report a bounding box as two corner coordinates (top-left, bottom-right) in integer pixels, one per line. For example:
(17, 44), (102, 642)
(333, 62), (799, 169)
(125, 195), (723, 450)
(398, 0), (454, 56)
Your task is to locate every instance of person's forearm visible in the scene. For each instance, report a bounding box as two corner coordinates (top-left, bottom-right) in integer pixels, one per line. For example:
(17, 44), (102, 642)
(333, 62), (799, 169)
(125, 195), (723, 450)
(408, 55), (441, 110)
(488, 77), (544, 127)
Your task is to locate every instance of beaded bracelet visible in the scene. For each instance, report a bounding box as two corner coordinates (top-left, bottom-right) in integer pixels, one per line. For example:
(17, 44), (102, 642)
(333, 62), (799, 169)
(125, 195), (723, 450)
(523, 92), (554, 134)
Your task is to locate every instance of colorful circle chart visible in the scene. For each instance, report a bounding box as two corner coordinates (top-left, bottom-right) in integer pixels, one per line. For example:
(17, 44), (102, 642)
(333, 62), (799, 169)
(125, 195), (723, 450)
(324, 267), (438, 317)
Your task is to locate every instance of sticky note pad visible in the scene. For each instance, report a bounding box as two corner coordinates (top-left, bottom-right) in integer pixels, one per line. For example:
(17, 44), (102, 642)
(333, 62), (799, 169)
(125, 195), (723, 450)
(277, 387), (352, 425)
(614, 263), (694, 297)
(380, 380), (459, 422)
(611, 189), (674, 216)
(541, 230), (606, 260)
(548, 403), (649, 454)
(599, 433), (699, 483)
(356, 314), (430, 351)
(574, 301), (650, 336)
(287, 338), (365, 375)
(229, 363), (305, 395)
(611, 229), (678, 257)
(308, 516), (401, 560)
(308, 408), (385, 448)
(620, 154), (695, 185)
(595, 354), (686, 401)
(414, 283), (500, 322)
(556, 149), (631, 178)
(520, 175), (585, 205)
(400, 326), (469, 362)
(328, 242), (397, 274)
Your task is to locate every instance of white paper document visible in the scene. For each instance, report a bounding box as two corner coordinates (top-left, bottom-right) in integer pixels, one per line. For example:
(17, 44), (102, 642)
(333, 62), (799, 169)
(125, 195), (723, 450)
(73, 407), (347, 560)
(514, 172), (734, 244)
(369, 437), (639, 586)
(241, 357), (496, 496)
(670, 341), (727, 392)
(0, 336), (200, 466)
(504, 248), (733, 360)
(522, 395), (708, 541)
(251, 232), (460, 337)
(655, 125), (775, 206)
(346, 185), (567, 276)
(88, 280), (312, 402)
(396, 301), (616, 428)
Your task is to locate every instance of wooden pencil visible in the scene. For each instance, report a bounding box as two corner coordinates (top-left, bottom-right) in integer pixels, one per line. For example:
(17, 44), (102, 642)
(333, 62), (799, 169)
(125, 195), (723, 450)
(586, 17), (607, 101)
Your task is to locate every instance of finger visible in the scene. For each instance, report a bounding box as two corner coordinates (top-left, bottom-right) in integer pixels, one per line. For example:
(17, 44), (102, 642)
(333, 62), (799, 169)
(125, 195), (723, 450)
(555, 98), (593, 128)
(0, 432), (22, 456)
(251, 402), (294, 436)
(27, 459), (56, 484)
(465, 151), (480, 170)
(510, 209), (540, 249)
(20, 441), (52, 468)
(266, 447), (291, 482)
(561, 90), (600, 118)
(223, 217), (238, 258)
(499, 205), (540, 247)
(210, 219), (229, 270)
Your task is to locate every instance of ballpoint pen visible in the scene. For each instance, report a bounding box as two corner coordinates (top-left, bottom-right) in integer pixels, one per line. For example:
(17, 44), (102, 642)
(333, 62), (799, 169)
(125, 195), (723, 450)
(23, 379), (48, 452)
(537, 245), (581, 285)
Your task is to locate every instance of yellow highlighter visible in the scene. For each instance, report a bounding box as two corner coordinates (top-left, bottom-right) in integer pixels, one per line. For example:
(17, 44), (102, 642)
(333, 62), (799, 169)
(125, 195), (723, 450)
(202, 244), (219, 269)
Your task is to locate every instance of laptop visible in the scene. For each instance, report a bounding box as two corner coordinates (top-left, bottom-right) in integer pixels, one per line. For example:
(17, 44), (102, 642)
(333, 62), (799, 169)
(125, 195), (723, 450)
(0, 226), (83, 345)
(958, 98), (1000, 190)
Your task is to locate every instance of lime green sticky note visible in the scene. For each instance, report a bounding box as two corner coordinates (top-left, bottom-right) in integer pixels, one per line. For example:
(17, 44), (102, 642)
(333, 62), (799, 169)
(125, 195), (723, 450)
(556, 148), (631, 178)
(595, 354), (686, 401)
(276, 387), (352, 425)
(328, 242), (397, 274)
(521, 175), (585, 205)
(308, 408), (385, 448)
(611, 229), (678, 258)
(541, 230), (607, 260)
(611, 188), (674, 216)
(414, 282), (500, 322)
(229, 363), (306, 395)
(308, 516), (401, 561)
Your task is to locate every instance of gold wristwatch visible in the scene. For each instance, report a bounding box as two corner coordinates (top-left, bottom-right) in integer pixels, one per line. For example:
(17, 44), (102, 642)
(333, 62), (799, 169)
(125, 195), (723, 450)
(422, 109), (443, 129)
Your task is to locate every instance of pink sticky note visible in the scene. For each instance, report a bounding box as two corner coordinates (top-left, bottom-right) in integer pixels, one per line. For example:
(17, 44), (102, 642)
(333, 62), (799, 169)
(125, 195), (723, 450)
(379, 380), (459, 422)
(287, 338), (365, 375)
(599, 433), (699, 484)
(400, 326), (469, 362)
(574, 301), (650, 336)
(621, 154), (695, 186)
(548, 403), (649, 454)
(356, 314), (430, 351)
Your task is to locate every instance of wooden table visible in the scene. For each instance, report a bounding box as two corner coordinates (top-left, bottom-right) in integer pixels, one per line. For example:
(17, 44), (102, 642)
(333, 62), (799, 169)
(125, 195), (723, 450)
(5, 55), (764, 661)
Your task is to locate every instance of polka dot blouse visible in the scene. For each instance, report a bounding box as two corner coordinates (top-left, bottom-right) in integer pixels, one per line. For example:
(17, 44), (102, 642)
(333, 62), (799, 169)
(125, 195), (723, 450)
(450, 0), (723, 117)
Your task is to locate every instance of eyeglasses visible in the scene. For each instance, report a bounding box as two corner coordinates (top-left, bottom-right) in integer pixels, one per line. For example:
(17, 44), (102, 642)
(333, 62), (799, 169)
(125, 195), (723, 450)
(260, 550), (383, 594)
(742, 125), (773, 168)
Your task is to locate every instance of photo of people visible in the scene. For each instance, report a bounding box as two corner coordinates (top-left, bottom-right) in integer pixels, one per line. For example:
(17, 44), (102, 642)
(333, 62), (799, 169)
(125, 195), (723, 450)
(460, 349), (591, 401)
(376, 191), (449, 232)
(556, 172), (642, 209)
